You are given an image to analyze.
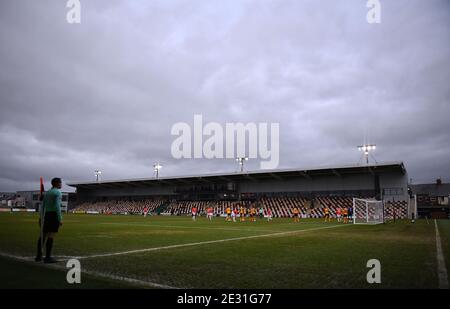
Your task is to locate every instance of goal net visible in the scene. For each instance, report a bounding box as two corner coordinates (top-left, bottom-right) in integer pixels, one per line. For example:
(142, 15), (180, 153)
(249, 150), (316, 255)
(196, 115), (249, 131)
(352, 198), (384, 224)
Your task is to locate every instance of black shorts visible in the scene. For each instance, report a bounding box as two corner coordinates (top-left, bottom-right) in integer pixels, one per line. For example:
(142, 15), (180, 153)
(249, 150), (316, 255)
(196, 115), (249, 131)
(43, 211), (60, 233)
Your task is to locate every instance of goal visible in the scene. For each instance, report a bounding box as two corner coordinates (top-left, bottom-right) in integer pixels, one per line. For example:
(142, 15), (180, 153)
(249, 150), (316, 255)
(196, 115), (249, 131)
(352, 198), (384, 224)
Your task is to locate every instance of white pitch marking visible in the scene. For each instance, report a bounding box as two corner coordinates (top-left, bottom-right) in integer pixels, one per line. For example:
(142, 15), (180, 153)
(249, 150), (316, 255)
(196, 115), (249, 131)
(0, 252), (177, 289)
(434, 219), (449, 289)
(79, 224), (350, 260)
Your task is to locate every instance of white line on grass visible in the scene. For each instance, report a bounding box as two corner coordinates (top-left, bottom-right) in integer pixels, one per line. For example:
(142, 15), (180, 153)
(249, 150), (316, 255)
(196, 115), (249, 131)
(0, 252), (178, 289)
(0, 252), (76, 260)
(434, 219), (449, 289)
(78, 223), (350, 260)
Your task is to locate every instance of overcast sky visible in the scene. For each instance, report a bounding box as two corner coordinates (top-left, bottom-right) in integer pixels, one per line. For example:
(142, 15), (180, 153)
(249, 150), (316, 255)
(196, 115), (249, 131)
(0, 0), (449, 192)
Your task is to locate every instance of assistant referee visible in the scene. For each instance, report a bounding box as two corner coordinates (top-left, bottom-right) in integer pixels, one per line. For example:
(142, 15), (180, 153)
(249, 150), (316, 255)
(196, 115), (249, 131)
(35, 177), (63, 263)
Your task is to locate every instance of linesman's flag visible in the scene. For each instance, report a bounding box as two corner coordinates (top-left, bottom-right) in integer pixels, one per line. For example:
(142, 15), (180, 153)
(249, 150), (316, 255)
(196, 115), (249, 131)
(39, 177), (45, 201)
(39, 177), (45, 255)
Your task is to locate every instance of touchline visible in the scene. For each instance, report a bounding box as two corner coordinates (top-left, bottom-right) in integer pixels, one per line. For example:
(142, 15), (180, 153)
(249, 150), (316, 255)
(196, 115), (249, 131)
(171, 114), (279, 169)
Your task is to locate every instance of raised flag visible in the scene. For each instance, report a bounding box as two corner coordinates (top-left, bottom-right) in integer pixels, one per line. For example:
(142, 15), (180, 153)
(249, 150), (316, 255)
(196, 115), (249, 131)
(39, 177), (45, 201)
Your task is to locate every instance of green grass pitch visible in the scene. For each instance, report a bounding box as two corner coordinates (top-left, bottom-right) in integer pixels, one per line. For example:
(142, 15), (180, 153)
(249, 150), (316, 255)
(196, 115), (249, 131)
(0, 212), (448, 289)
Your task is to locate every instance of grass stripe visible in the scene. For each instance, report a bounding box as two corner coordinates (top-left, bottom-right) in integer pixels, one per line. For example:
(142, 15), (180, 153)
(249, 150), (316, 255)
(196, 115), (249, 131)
(0, 252), (178, 289)
(78, 223), (351, 259)
(100, 222), (286, 233)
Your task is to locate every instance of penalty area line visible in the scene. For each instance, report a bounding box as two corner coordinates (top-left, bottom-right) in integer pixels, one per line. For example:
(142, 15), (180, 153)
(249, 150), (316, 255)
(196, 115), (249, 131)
(79, 223), (351, 260)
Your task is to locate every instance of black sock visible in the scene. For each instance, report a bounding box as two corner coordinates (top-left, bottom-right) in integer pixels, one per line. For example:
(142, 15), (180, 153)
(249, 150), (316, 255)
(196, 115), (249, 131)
(36, 237), (45, 258)
(45, 238), (53, 259)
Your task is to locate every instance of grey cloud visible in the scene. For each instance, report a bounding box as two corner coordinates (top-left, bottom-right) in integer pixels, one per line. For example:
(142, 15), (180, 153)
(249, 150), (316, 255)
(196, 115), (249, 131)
(0, 0), (449, 191)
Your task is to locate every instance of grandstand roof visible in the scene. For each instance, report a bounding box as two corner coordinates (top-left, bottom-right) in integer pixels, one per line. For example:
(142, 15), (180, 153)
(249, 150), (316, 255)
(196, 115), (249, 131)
(67, 161), (406, 190)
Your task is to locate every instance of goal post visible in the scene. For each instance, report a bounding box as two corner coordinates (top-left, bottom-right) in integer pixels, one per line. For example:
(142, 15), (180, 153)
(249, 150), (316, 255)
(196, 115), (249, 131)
(352, 198), (384, 224)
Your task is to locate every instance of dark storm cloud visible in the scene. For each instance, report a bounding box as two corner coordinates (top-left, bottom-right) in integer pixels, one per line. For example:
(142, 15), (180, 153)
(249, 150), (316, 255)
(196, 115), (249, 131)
(0, 0), (449, 191)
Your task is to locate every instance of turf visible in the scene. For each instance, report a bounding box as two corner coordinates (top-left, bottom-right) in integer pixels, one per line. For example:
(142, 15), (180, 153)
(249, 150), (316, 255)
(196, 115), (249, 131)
(437, 219), (450, 276)
(0, 213), (448, 289)
(0, 255), (135, 289)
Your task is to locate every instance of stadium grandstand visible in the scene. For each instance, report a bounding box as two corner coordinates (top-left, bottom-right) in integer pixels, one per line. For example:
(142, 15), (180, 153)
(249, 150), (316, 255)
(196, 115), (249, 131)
(67, 162), (413, 220)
